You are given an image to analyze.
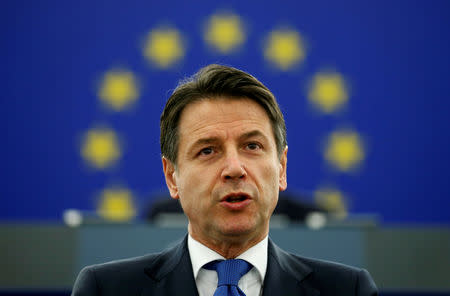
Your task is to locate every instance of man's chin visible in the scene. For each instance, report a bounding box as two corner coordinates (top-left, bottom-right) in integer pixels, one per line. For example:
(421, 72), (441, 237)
(217, 222), (262, 240)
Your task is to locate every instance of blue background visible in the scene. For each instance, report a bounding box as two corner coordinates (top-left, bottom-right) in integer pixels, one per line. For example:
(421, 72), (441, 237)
(1, 0), (450, 224)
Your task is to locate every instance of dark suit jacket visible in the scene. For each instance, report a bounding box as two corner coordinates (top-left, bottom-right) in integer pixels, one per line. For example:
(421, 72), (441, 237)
(72, 235), (377, 296)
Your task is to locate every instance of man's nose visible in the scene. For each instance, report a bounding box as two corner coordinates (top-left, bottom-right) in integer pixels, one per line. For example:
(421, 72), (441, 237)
(221, 150), (247, 180)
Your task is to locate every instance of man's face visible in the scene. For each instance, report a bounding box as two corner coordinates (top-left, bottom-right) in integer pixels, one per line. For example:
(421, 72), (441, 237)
(163, 97), (287, 249)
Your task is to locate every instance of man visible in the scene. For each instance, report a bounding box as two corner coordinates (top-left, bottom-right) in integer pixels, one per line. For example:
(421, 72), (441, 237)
(72, 64), (378, 296)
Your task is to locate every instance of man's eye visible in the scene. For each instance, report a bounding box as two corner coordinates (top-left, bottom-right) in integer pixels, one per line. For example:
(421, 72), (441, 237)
(246, 143), (261, 150)
(199, 147), (213, 155)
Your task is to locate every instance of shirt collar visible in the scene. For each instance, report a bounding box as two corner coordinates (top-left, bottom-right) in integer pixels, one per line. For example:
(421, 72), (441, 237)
(188, 234), (268, 282)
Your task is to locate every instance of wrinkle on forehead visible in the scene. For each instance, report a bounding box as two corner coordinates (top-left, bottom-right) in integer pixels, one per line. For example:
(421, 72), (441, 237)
(184, 118), (266, 139)
(178, 98), (271, 140)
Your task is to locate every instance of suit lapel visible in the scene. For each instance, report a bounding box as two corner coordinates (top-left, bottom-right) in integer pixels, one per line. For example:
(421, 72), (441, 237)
(262, 239), (319, 296)
(139, 235), (319, 296)
(141, 235), (199, 296)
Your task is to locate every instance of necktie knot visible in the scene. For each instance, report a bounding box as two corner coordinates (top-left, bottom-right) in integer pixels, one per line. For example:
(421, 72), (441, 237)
(204, 259), (252, 295)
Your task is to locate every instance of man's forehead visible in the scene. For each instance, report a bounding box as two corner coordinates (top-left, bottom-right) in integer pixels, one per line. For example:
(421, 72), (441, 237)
(178, 99), (270, 132)
(176, 98), (274, 146)
(180, 96), (267, 119)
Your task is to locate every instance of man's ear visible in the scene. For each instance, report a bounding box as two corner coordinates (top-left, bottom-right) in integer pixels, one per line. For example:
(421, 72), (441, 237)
(162, 157), (179, 199)
(279, 146), (288, 191)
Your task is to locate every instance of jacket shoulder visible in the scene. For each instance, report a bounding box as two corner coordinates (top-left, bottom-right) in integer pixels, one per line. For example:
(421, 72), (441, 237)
(84, 252), (160, 277)
(296, 255), (377, 295)
(271, 243), (377, 295)
(72, 238), (187, 296)
(72, 253), (160, 296)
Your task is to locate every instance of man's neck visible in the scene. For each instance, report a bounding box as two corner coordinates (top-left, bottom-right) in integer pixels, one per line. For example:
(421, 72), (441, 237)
(188, 224), (268, 259)
(188, 233), (269, 283)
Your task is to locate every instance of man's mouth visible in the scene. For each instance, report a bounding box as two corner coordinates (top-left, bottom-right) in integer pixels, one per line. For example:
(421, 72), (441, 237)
(219, 192), (252, 210)
(221, 193), (251, 203)
(226, 195), (247, 203)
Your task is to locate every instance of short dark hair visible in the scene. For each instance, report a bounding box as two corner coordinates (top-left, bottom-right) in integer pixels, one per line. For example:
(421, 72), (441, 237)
(160, 64), (287, 165)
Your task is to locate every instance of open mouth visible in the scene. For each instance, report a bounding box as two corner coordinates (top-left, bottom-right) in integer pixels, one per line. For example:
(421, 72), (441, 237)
(222, 193), (251, 203)
(226, 195), (248, 203)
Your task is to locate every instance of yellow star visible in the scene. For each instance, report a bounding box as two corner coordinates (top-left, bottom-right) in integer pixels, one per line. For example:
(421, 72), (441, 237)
(97, 187), (136, 222)
(308, 72), (348, 114)
(204, 12), (245, 54)
(264, 29), (305, 70)
(81, 128), (121, 169)
(314, 186), (348, 219)
(325, 130), (365, 172)
(98, 70), (139, 111)
(143, 27), (185, 69)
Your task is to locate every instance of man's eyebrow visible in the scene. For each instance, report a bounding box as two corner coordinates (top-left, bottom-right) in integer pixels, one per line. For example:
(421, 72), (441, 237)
(188, 137), (220, 151)
(239, 130), (268, 141)
(187, 131), (268, 152)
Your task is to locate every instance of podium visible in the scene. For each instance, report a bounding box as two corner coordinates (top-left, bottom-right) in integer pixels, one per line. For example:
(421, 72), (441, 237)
(1, 223), (449, 294)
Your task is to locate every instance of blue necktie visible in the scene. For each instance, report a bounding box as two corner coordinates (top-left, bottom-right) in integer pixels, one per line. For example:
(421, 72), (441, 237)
(204, 259), (253, 296)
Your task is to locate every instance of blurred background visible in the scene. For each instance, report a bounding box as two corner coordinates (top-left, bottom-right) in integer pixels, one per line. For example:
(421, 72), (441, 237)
(1, 0), (450, 294)
(2, 0), (450, 224)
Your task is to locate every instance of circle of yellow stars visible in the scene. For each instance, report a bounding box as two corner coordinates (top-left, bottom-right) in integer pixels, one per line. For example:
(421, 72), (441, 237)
(81, 128), (122, 170)
(143, 27), (185, 69)
(308, 71), (348, 113)
(325, 129), (365, 172)
(204, 12), (245, 54)
(99, 69), (139, 111)
(97, 187), (136, 222)
(314, 186), (348, 219)
(264, 29), (305, 71)
(78, 10), (369, 222)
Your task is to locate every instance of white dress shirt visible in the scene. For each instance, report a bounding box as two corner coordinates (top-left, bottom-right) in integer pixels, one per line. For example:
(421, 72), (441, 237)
(188, 234), (268, 296)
